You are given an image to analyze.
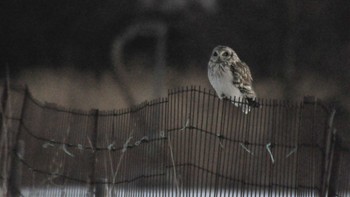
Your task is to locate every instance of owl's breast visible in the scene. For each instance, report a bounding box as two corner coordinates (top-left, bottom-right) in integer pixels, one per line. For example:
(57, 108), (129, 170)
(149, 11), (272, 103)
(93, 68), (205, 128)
(208, 63), (242, 99)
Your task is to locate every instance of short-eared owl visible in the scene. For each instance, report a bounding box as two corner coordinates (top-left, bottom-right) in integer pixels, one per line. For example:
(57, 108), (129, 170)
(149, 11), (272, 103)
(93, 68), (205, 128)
(208, 45), (259, 114)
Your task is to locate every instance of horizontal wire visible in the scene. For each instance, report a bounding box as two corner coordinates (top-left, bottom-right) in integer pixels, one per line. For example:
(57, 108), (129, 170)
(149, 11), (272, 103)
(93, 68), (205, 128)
(18, 118), (325, 152)
(14, 152), (320, 191)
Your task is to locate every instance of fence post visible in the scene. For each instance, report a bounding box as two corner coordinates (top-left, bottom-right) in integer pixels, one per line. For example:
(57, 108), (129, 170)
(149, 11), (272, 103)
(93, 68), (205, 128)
(95, 178), (107, 197)
(1, 80), (8, 114)
(7, 86), (28, 196)
(0, 80), (8, 196)
(328, 135), (341, 197)
(320, 109), (336, 197)
(0, 80), (8, 151)
(8, 140), (25, 197)
(88, 109), (99, 197)
(1, 80), (8, 145)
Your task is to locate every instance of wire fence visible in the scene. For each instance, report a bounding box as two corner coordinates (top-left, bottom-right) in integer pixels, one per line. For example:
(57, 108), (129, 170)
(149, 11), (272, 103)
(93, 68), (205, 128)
(0, 85), (349, 196)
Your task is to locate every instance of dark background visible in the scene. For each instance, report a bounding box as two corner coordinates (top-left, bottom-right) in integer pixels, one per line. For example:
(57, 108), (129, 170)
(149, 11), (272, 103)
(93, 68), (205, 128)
(1, 0), (349, 141)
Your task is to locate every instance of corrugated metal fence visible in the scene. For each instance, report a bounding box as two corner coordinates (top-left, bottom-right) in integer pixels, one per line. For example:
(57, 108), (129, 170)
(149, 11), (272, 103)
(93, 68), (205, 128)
(0, 85), (349, 196)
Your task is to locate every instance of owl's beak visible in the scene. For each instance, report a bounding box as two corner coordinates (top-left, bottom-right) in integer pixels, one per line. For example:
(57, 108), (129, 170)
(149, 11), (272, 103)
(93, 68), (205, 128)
(212, 57), (221, 63)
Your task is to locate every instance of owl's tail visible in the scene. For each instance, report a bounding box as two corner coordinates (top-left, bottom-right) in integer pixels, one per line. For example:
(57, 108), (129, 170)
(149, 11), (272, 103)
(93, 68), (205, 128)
(228, 95), (260, 114)
(241, 105), (251, 114)
(238, 85), (260, 107)
(236, 98), (260, 114)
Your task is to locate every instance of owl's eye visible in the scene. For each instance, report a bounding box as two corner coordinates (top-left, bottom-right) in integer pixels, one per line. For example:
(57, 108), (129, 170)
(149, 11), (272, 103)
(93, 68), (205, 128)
(213, 52), (218, 57)
(222, 52), (229, 57)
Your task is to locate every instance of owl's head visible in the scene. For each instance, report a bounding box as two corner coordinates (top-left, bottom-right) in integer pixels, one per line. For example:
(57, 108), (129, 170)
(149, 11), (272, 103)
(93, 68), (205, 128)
(210, 45), (240, 63)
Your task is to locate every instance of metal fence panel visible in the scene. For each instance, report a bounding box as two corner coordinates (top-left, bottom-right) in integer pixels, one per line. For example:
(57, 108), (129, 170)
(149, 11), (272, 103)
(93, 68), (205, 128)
(1, 85), (348, 197)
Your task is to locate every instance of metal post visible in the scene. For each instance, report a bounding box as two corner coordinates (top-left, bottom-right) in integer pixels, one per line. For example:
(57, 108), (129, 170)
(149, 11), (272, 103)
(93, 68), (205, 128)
(0, 80), (8, 196)
(95, 178), (107, 197)
(321, 109), (336, 197)
(88, 109), (99, 197)
(8, 140), (25, 196)
(327, 133), (340, 197)
(0, 80), (8, 151)
(8, 86), (28, 196)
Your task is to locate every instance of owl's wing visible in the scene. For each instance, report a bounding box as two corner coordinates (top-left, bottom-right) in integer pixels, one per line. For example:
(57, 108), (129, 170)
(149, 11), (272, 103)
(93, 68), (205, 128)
(230, 61), (253, 85)
(230, 61), (257, 100)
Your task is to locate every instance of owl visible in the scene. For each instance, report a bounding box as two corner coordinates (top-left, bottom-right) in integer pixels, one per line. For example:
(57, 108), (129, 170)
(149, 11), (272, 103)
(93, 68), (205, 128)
(208, 45), (259, 114)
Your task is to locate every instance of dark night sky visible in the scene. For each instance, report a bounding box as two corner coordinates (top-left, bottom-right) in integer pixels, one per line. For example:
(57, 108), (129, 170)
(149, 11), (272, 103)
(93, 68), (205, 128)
(1, 0), (349, 77)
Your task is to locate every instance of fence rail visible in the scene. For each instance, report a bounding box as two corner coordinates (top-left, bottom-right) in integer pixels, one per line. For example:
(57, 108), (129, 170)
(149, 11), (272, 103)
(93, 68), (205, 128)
(0, 85), (349, 196)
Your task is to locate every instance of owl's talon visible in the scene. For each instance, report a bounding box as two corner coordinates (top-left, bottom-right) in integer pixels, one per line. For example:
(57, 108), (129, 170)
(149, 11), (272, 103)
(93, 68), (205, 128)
(246, 98), (260, 108)
(220, 94), (227, 99)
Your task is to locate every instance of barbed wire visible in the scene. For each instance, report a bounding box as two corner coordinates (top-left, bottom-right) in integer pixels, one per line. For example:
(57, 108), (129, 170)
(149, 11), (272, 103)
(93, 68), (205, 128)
(13, 152), (322, 192)
(17, 117), (324, 152)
